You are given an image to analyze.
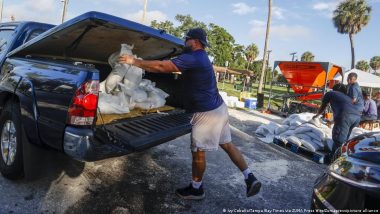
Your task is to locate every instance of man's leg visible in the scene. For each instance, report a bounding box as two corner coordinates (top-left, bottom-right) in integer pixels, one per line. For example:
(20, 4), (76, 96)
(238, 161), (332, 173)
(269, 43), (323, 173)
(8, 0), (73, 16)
(220, 142), (261, 197)
(175, 149), (206, 200)
(220, 143), (247, 171)
(192, 150), (206, 182)
(347, 115), (361, 140)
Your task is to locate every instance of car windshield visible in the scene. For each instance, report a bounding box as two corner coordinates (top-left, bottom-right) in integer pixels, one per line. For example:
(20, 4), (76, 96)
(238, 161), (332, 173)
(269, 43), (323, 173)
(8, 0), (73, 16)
(0, 26), (16, 54)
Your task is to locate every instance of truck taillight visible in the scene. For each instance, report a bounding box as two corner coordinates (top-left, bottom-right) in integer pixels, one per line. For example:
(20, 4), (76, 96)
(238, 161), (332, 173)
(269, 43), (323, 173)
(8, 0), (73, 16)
(68, 80), (99, 125)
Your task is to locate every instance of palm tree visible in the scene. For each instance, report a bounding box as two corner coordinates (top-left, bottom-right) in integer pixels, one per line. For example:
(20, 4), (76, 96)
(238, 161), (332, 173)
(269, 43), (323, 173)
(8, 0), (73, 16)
(370, 56), (380, 74)
(301, 51), (315, 62)
(333, 0), (371, 69)
(258, 0), (272, 106)
(245, 44), (259, 70)
(355, 60), (370, 72)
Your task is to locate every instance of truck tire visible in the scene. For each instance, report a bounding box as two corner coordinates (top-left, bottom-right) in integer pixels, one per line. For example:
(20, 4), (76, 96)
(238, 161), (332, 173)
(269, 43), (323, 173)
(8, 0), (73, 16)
(0, 100), (24, 179)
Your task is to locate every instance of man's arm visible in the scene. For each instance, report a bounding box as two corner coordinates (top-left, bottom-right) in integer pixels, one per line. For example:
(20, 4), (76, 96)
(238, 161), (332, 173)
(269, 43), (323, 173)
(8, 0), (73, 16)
(119, 55), (180, 73)
(313, 93), (331, 119)
(347, 85), (357, 104)
(313, 101), (328, 119)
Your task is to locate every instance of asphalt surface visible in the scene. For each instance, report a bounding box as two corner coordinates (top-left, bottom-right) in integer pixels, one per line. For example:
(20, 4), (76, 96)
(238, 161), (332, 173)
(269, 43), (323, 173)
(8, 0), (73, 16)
(0, 109), (326, 214)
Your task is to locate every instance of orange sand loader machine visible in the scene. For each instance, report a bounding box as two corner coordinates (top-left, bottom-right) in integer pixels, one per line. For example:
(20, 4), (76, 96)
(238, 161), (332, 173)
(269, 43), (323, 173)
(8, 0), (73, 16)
(268, 61), (344, 116)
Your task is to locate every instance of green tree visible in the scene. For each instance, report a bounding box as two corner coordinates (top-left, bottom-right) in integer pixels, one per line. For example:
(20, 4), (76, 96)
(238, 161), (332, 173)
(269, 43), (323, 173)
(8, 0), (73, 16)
(230, 44), (246, 69)
(151, 20), (181, 37)
(333, 0), (371, 69)
(370, 56), (380, 73)
(301, 51), (315, 62)
(277, 74), (287, 83)
(245, 44), (259, 70)
(248, 60), (264, 82)
(175, 14), (207, 37)
(150, 14), (252, 68)
(355, 60), (370, 72)
(206, 23), (235, 66)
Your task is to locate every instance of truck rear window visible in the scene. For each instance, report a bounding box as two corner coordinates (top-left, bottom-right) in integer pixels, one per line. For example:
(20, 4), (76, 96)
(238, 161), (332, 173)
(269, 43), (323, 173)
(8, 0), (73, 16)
(0, 26), (16, 54)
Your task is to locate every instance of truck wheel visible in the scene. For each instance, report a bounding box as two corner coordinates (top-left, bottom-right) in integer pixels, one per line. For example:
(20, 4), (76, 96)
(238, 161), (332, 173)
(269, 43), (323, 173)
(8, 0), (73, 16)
(0, 100), (24, 179)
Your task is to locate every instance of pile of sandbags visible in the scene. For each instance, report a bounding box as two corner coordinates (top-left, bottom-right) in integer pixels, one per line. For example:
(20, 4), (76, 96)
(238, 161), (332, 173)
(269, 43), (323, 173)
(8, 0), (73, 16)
(256, 113), (333, 152)
(98, 44), (169, 114)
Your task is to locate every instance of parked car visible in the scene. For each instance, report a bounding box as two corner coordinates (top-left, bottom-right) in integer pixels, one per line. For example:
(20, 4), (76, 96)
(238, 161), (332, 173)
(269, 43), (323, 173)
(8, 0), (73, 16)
(311, 132), (380, 212)
(0, 11), (191, 179)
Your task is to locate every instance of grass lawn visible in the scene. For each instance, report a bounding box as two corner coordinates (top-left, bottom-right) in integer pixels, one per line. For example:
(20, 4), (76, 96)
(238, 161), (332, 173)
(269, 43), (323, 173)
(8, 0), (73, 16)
(217, 81), (321, 110)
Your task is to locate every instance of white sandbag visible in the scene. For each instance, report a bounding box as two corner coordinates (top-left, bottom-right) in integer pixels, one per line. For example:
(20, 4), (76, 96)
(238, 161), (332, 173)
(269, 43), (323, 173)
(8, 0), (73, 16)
(296, 133), (312, 142)
(118, 82), (135, 97)
(139, 79), (156, 91)
(134, 91), (166, 110)
(279, 130), (296, 138)
(299, 139), (319, 152)
(131, 88), (148, 103)
(304, 131), (320, 142)
(152, 87), (169, 99)
(99, 80), (106, 93)
(124, 67), (143, 88)
(105, 67), (124, 93)
(312, 139), (324, 148)
(275, 125), (289, 134)
(98, 93), (130, 114)
(255, 122), (280, 137)
(349, 127), (370, 139)
(108, 51), (121, 68)
(286, 136), (303, 146)
(148, 91), (167, 107)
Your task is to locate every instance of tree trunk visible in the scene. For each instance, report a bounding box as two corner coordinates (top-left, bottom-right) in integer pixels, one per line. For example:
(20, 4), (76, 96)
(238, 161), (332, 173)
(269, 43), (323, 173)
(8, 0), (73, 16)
(258, 0), (272, 95)
(349, 33), (355, 69)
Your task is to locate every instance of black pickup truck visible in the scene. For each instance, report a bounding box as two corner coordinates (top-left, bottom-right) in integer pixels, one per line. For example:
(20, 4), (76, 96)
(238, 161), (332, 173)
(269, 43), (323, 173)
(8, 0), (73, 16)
(0, 12), (192, 179)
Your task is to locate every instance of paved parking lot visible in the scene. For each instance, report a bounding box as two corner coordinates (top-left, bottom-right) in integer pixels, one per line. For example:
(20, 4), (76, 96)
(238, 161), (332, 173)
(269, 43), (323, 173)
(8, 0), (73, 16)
(0, 109), (326, 214)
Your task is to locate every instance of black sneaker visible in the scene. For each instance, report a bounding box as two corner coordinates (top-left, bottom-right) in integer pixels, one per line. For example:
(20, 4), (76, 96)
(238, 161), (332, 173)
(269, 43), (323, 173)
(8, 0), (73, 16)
(245, 173), (261, 197)
(175, 183), (205, 200)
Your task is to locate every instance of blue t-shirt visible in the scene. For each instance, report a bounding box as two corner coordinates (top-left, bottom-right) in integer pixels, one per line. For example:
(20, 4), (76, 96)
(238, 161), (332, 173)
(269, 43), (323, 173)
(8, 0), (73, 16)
(347, 82), (364, 112)
(171, 49), (223, 113)
(323, 91), (361, 120)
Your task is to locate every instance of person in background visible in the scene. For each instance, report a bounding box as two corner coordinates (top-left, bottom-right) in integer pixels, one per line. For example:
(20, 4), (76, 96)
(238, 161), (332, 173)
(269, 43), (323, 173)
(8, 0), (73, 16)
(313, 83), (361, 156)
(375, 92), (380, 120)
(361, 91), (378, 121)
(346, 72), (364, 113)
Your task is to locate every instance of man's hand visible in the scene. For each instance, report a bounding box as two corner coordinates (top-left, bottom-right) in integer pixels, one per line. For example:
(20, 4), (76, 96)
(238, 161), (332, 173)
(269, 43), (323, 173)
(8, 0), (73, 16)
(118, 54), (135, 65)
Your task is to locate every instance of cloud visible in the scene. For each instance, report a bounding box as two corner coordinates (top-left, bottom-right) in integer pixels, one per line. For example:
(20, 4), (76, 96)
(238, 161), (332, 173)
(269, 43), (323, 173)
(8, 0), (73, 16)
(124, 10), (168, 25)
(3, 0), (60, 23)
(312, 1), (344, 17)
(249, 20), (266, 27)
(272, 7), (285, 20)
(232, 2), (256, 15)
(313, 2), (331, 10)
(249, 20), (311, 40)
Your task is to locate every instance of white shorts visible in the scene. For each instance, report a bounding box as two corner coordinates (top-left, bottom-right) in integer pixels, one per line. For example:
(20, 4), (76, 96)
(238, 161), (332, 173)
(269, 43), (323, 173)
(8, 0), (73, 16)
(190, 103), (232, 152)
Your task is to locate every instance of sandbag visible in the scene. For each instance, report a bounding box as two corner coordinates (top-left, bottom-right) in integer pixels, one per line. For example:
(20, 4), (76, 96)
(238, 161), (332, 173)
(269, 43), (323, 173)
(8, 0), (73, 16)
(131, 88), (148, 103)
(139, 79), (156, 91)
(299, 139), (319, 152)
(286, 136), (303, 147)
(105, 67), (125, 93)
(99, 80), (106, 93)
(98, 93), (130, 114)
(134, 91), (167, 110)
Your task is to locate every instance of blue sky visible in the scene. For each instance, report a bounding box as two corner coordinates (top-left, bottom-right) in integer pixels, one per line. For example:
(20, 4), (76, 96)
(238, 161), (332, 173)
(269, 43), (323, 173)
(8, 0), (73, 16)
(2, 0), (380, 70)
